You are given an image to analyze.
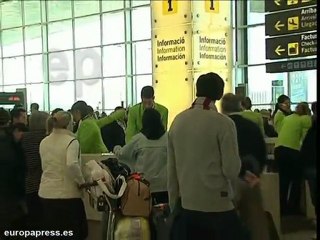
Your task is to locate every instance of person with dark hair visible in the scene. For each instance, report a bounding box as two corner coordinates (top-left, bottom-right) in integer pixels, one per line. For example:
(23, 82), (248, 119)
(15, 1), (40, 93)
(168, 72), (243, 240)
(101, 106), (126, 152)
(272, 94), (291, 133)
(22, 111), (49, 230)
(39, 111), (87, 239)
(125, 86), (168, 143)
(30, 103), (39, 114)
(51, 108), (63, 117)
(275, 102), (312, 215)
(260, 109), (278, 138)
(0, 108), (26, 232)
(221, 93), (269, 240)
(114, 108), (168, 240)
(95, 111), (100, 119)
(71, 100), (126, 153)
(101, 112), (107, 118)
(12, 123), (28, 142)
(10, 108), (28, 126)
(114, 108), (167, 199)
(241, 97), (264, 136)
(87, 105), (95, 119)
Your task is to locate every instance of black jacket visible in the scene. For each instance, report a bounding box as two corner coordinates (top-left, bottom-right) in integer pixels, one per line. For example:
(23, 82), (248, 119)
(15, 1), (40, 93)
(300, 121), (316, 169)
(101, 121), (125, 152)
(0, 127), (26, 199)
(229, 114), (267, 177)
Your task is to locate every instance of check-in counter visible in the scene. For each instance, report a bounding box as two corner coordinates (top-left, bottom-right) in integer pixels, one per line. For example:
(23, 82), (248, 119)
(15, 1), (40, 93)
(260, 171), (282, 240)
(81, 153), (117, 221)
(264, 137), (315, 222)
(265, 137), (277, 161)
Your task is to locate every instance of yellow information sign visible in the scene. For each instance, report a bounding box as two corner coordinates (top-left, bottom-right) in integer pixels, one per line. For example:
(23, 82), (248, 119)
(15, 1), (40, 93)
(287, 16), (299, 30)
(287, 0), (299, 5)
(288, 42), (299, 56)
(205, 0), (219, 13)
(162, 0), (178, 15)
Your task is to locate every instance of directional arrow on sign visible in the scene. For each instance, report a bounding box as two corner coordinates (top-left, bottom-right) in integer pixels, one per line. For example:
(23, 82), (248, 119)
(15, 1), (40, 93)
(275, 45), (285, 56)
(274, 0), (281, 6)
(274, 21), (285, 31)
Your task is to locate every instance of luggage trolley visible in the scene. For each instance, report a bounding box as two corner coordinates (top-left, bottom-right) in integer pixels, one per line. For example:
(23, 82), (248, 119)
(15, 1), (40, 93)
(82, 159), (128, 240)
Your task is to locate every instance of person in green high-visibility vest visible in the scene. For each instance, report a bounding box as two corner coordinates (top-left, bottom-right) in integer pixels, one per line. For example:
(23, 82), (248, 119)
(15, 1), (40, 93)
(240, 97), (265, 136)
(125, 86), (168, 143)
(71, 101), (126, 154)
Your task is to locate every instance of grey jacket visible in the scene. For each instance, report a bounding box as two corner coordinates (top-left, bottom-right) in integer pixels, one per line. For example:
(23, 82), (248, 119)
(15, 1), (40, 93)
(114, 132), (168, 193)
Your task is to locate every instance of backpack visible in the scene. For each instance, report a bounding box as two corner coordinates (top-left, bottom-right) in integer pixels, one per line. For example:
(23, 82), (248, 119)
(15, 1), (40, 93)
(100, 158), (131, 194)
(100, 158), (131, 180)
(121, 173), (152, 217)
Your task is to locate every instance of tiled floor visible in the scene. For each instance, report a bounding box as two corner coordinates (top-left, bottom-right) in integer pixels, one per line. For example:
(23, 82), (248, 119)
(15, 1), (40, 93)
(282, 215), (317, 240)
(87, 215), (317, 240)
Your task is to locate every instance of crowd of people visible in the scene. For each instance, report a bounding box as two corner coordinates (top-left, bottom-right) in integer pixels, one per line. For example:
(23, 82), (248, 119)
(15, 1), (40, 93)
(0, 73), (316, 240)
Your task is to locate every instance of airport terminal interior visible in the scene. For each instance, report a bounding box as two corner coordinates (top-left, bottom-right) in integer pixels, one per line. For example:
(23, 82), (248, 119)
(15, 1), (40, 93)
(0, 0), (317, 240)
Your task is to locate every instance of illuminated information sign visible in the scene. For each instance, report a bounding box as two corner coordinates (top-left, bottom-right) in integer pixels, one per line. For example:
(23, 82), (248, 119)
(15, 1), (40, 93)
(266, 32), (317, 60)
(265, 0), (317, 13)
(266, 58), (317, 73)
(265, 0), (317, 62)
(265, 6), (317, 36)
(0, 92), (24, 105)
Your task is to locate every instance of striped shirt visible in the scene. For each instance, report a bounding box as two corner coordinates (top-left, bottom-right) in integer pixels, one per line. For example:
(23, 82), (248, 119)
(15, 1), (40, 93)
(22, 130), (47, 194)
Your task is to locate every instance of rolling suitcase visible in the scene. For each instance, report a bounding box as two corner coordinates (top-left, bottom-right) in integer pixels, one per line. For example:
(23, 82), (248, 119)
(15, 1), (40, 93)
(114, 216), (151, 240)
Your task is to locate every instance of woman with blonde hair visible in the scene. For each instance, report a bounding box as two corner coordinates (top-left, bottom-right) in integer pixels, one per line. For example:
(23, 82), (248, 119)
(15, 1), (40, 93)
(39, 111), (87, 239)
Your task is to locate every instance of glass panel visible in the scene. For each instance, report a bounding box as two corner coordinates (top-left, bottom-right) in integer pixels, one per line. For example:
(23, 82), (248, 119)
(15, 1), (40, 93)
(75, 48), (102, 79)
(132, 0), (150, 7)
(1, 1), (22, 29)
(134, 75), (152, 103)
(102, 0), (124, 12)
(49, 81), (75, 111)
(247, 65), (288, 106)
(26, 55), (43, 84)
(305, 70), (317, 102)
(49, 51), (74, 82)
(247, 0), (265, 25)
(24, 0), (41, 25)
(102, 12), (125, 44)
(289, 71), (316, 104)
(75, 15), (101, 48)
(26, 83), (44, 110)
(133, 41), (152, 74)
(74, 0), (100, 17)
(103, 77), (126, 109)
(47, 1), (72, 22)
(248, 26), (267, 65)
(103, 45), (125, 76)
(25, 25), (42, 54)
(0, 60), (3, 86)
(75, 79), (102, 109)
(2, 28), (24, 57)
(132, 7), (151, 41)
(3, 57), (25, 85)
(48, 20), (73, 51)
(3, 85), (25, 92)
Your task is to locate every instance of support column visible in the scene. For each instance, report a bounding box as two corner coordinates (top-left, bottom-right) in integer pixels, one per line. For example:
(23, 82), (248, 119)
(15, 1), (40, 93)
(151, 0), (233, 125)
